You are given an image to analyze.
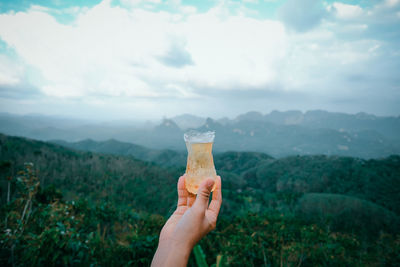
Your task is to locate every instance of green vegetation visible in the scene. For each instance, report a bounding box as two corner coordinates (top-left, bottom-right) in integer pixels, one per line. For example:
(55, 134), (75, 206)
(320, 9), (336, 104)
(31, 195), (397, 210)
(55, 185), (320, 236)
(0, 134), (180, 215)
(1, 134), (399, 266)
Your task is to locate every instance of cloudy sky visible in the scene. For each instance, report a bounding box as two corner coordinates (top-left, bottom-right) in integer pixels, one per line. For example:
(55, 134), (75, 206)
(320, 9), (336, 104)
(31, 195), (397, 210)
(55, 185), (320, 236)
(0, 0), (399, 120)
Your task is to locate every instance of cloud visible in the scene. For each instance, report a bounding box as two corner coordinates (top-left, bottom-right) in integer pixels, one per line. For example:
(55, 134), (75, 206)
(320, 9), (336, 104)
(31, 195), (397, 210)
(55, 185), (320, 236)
(158, 41), (194, 68)
(0, 54), (23, 86)
(183, 10), (286, 90)
(323, 0), (400, 42)
(0, 0), (399, 118)
(120, 0), (162, 7)
(0, 0), (287, 100)
(384, 0), (400, 8)
(332, 2), (364, 20)
(0, 84), (42, 99)
(278, 0), (328, 32)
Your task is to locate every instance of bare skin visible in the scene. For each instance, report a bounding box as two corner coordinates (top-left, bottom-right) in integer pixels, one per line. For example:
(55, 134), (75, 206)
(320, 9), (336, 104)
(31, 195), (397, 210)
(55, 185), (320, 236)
(151, 175), (222, 267)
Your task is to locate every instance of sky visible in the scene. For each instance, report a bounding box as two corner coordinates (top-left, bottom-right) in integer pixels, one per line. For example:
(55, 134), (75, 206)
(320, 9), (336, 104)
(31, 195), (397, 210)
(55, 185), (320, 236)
(0, 0), (399, 120)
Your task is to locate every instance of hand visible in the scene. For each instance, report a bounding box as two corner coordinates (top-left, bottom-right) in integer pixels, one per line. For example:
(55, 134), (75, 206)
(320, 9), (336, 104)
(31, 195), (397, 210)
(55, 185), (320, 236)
(151, 175), (222, 267)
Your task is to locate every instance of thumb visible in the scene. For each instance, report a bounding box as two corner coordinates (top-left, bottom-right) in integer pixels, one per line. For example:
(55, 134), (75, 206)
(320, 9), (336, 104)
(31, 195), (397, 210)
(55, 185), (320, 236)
(193, 178), (215, 211)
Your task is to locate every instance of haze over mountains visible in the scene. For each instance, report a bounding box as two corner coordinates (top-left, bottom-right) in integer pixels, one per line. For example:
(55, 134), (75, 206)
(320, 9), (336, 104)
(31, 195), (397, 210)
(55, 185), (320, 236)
(1, 110), (399, 159)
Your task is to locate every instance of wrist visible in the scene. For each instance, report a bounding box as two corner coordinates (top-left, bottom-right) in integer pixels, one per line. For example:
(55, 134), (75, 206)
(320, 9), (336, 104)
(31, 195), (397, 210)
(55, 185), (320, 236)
(154, 239), (192, 267)
(171, 236), (195, 254)
(161, 237), (194, 256)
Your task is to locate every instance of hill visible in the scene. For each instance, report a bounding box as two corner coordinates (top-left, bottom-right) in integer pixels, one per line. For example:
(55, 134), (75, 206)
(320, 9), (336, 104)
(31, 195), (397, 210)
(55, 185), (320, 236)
(46, 136), (400, 218)
(0, 134), (179, 215)
(52, 138), (187, 167)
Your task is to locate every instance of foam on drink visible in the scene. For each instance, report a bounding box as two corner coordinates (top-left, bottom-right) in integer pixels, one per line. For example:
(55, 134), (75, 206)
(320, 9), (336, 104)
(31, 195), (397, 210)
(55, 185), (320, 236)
(184, 131), (217, 194)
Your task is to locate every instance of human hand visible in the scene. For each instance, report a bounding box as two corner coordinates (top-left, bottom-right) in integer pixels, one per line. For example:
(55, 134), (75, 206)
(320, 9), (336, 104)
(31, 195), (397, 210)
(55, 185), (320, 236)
(151, 175), (222, 267)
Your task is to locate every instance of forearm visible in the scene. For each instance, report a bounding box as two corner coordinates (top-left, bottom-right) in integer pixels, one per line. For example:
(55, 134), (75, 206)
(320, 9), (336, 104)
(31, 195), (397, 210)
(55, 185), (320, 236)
(151, 241), (192, 267)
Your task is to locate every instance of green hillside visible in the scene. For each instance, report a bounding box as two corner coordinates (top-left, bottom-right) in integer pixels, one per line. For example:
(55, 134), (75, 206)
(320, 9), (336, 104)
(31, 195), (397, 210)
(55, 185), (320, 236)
(0, 134), (180, 215)
(242, 155), (400, 215)
(1, 134), (399, 266)
(52, 138), (187, 167)
(54, 137), (400, 218)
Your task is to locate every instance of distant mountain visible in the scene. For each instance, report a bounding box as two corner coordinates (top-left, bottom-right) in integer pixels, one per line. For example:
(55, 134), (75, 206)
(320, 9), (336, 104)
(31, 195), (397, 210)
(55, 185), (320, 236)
(0, 113), (153, 142)
(195, 117), (400, 158)
(237, 110), (400, 141)
(1, 111), (400, 158)
(235, 111), (265, 122)
(171, 114), (206, 130)
(264, 110), (304, 125)
(0, 113), (88, 139)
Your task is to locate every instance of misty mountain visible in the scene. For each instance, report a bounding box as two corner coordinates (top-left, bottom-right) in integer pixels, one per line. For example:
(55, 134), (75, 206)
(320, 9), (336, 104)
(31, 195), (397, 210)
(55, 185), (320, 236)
(235, 110), (400, 141)
(1, 111), (400, 158)
(0, 112), (154, 142)
(196, 118), (400, 158)
(170, 114), (206, 130)
(169, 110), (400, 141)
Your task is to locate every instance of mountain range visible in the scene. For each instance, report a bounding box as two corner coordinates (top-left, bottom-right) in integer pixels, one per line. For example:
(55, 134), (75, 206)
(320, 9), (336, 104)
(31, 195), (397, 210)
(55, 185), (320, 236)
(1, 110), (399, 158)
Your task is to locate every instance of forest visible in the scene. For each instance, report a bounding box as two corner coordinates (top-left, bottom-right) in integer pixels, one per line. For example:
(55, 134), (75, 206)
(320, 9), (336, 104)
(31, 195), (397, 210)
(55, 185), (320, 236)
(0, 133), (399, 266)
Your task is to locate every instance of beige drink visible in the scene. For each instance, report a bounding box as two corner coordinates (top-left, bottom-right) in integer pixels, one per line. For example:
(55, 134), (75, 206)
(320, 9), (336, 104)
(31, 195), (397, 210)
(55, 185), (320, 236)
(184, 131), (217, 194)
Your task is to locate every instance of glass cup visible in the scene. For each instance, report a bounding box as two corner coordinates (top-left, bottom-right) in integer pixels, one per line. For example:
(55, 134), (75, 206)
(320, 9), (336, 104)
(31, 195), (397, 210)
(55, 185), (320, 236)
(184, 131), (217, 194)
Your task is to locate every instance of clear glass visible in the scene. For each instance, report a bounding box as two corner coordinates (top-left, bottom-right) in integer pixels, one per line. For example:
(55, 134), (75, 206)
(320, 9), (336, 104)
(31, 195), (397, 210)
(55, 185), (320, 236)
(184, 131), (217, 194)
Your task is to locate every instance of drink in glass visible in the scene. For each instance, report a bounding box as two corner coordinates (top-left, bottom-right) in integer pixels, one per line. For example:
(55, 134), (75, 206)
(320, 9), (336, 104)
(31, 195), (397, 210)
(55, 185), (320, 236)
(184, 131), (217, 194)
